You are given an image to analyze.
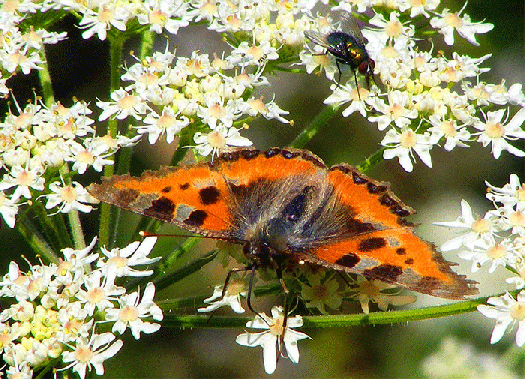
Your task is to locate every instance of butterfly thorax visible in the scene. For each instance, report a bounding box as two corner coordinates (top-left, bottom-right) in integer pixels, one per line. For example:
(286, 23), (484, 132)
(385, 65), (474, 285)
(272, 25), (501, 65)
(243, 217), (294, 269)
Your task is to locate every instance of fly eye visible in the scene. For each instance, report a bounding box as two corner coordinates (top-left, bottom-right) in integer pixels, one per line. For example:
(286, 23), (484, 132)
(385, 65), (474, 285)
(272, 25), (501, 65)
(359, 61), (371, 74)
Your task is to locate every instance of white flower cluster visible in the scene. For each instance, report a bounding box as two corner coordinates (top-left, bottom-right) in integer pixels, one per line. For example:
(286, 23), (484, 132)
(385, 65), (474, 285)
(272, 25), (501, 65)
(0, 237), (163, 379)
(191, 0), (318, 46)
(58, 0), (195, 40)
(0, 4), (67, 95)
(436, 174), (525, 346)
(98, 48), (289, 157)
(308, 2), (525, 172)
(0, 100), (139, 227)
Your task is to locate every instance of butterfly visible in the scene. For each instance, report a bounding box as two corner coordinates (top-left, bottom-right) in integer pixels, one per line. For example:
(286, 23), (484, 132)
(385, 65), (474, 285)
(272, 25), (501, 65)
(87, 147), (477, 301)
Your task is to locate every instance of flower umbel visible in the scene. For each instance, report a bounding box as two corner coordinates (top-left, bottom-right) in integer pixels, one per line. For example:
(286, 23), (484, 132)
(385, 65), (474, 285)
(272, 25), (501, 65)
(0, 238), (163, 377)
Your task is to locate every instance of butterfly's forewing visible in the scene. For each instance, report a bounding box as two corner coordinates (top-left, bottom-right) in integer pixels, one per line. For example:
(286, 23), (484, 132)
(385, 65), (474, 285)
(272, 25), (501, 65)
(87, 148), (321, 240)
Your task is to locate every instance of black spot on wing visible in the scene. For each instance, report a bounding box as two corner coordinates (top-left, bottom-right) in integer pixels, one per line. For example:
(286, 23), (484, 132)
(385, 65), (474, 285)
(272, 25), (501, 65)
(144, 197), (175, 221)
(180, 183), (190, 190)
(184, 210), (208, 226)
(346, 218), (376, 236)
(199, 186), (220, 205)
(364, 264), (403, 281)
(335, 252), (360, 268)
(358, 237), (386, 252)
(396, 248), (406, 255)
(161, 186), (172, 193)
(405, 258), (414, 265)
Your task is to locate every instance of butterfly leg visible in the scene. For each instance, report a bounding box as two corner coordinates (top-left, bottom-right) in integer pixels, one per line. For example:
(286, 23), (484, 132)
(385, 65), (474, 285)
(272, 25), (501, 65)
(275, 267), (290, 364)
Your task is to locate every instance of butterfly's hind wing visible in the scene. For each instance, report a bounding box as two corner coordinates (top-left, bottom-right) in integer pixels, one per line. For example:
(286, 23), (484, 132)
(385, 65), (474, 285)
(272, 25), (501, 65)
(291, 163), (478, 300)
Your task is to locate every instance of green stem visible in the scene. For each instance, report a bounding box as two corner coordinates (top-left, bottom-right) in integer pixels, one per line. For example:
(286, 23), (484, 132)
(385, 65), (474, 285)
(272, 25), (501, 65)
(37, 50), (54, 106)
(356, 146), (387, 173)
(32, 201), (71, 251)
(59, 165), (85, 250)
(140, 30), (155, 60)
(98, 34), (126, 249)
(289, 104), (339, 149)
(17, 218), (58, 264)
(161, 293), (491, 329)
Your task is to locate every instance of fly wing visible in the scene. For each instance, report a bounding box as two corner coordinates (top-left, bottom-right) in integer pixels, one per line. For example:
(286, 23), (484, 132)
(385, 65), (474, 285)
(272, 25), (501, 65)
(338, 10), (368, 45)
(304, 30), (332, 50)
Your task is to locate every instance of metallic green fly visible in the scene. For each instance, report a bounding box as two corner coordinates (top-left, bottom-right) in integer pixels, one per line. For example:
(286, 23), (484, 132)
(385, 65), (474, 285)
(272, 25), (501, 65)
(305, 13), (376, 98)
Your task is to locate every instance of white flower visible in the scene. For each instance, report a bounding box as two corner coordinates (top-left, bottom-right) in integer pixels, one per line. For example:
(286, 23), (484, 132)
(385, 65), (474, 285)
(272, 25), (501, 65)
(44, 180), (97, 214)
(349, 277), (416, 314)
(67, 139), (114, 174)
(369, 91), (418, 131)
(428, 114), (471, 151)
(75, 270), (125, 315)
(97, 237), (160, 277)
(381, 128), (433, 172)
(198, 280), (247, 314)
(105, 282), (163, 339)
(458, 241), (515, 274)
(137, 107), (189, 144)
(486, 174), (525, 211)
(324, 83), (376, 118)
(474, 108), (525, 159)
(62, 333), (123, 379)
(478, 292), (525, 346)
(97, 89), (149, 121)
(299, 45), (338, 81)
(236, 306), (310, 374)
(193, 126), (252, 158)
(434, 200), (496, 251)
(0, 191), (19, 228)
(300, 273), (343, 314)
(0, 164), (45, 201)
(78, 4), (130, 40)
(430, 4), (494, 46)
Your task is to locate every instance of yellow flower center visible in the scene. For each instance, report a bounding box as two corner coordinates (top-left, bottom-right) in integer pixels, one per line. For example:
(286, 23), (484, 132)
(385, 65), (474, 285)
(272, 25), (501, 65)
(78, 150), (95, 164)
(75, 345), (94, 363)
(485, 122), (505, 138)
(269, 315), (285, 337)
(509, 211), (525, 227)
(117, 94), (138, 110)
(440, 121), (457, 137)
(486, 244), (506, 260)
(510, 302), (525, 321)
(444, 13), (463, 29)
(108, 254), (128, 268)
(60, 185), (77, 203)
(207, 131), (226, 149)
(119, 306), (139, 323)
(86, 288), (105, 304)
(400, 129), (417, 149)
(386, 20), (403, 38)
